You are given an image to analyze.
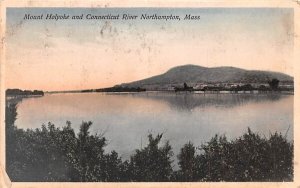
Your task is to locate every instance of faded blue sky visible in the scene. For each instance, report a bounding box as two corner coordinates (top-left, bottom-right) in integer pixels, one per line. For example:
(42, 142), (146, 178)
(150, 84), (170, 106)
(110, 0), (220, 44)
(6, 8), (294, 91)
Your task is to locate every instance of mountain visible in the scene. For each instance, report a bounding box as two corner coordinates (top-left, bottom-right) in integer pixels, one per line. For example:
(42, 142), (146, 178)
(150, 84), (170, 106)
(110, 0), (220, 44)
(118, 64), (293, 90)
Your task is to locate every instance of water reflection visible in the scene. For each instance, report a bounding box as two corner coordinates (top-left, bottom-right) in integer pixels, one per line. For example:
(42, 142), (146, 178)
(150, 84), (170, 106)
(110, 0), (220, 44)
(115, 92), (286, 111)
(7, 92), (293, 162)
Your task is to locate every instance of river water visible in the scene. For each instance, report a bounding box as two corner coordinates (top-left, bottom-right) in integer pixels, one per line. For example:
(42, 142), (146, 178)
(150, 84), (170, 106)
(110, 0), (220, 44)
(13, 92), (293, 160)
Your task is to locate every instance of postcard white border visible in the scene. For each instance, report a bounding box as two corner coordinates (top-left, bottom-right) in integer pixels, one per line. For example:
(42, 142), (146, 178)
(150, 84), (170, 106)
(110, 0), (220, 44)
(0, 0), (299, 188)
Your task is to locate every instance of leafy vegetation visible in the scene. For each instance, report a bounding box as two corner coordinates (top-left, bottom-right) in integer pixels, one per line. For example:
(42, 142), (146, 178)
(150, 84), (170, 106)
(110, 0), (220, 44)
(6, 103), (293, 182)
(268, 78), (280, 90)
(6, 89), (44, 96)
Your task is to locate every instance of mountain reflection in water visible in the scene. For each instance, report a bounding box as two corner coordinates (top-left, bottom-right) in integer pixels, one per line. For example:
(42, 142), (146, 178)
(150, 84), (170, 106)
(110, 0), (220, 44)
(7, 92), (293, 161)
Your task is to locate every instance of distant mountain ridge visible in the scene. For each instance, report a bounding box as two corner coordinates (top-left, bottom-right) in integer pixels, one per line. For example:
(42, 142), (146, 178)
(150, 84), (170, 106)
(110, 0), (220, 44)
(118, 64), (293, 89)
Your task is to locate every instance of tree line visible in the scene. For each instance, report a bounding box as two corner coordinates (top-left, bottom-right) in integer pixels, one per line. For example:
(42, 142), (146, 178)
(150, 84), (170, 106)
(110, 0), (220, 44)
(6, 89), (44, 96)
(6, 103), (293, 182)
(177, 79), (292, 92)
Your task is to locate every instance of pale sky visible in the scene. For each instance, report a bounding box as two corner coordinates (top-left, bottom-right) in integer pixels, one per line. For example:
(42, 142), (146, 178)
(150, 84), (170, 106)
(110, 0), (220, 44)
(5, 8), (294, 91)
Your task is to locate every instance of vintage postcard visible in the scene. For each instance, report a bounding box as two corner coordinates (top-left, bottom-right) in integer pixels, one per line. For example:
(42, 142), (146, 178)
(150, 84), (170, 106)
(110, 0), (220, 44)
(0, 0), (299, 188)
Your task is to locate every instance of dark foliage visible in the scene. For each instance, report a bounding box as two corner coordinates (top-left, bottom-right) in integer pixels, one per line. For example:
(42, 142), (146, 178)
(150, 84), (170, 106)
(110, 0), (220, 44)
(175, 142), (203, 181)
(175, 83), (193, 92)
(268, 79), (280, 90)
(6, 89), (44, 96)
(126, 134), (173, 181)
(189, 128), (293, 182)
(6, 104), (293, 182)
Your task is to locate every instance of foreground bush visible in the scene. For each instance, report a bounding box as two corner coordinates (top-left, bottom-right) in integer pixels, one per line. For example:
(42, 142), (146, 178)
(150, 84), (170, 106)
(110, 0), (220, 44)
(6, 103), (293, 182)
(193, 129), (293, 181)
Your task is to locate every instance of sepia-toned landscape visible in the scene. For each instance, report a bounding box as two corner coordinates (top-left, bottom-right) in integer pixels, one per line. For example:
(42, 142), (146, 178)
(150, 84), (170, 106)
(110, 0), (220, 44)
(4, 7), (294, 182)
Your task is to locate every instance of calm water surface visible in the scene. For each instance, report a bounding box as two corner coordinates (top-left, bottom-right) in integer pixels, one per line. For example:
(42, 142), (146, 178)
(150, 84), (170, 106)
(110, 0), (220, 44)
(14, 92), (293, 160)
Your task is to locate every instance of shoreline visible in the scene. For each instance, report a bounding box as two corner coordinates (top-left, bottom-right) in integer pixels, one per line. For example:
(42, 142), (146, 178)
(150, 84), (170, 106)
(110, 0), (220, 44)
(43, 90), (294, 95)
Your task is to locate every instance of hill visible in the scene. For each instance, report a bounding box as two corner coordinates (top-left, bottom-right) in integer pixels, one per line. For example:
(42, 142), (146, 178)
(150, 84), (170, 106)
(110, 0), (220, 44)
(118, 65), (293, 90)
